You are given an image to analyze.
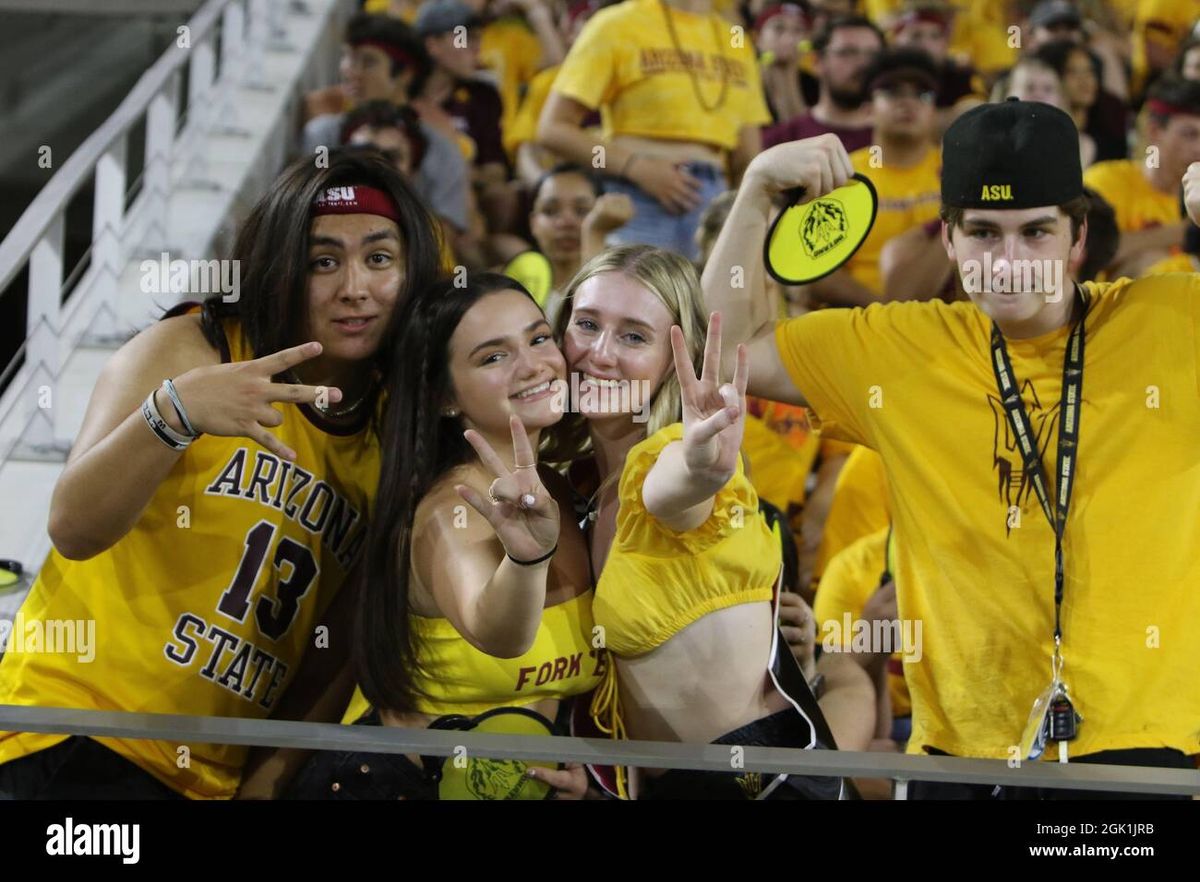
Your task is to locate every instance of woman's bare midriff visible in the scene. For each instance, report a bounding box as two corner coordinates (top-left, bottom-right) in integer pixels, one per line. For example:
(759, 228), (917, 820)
(613, 600), (790, 778)
(611, 134), (726, 168)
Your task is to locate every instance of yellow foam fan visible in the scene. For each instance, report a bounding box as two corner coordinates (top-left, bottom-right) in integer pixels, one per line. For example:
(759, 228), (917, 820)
(764, 173), (878, 285)
(436, 708), (559, 800)
(503, 250), (554, 308)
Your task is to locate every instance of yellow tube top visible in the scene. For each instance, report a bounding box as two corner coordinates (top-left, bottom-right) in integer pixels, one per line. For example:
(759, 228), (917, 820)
(592, 423), (781, 658)
(342, 590), (604, 722)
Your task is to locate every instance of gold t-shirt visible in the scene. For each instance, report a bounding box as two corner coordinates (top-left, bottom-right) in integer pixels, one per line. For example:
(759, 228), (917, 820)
(775, 277), (1200, 759)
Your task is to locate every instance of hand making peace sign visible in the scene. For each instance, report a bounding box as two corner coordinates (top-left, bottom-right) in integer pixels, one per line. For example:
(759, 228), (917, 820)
(455, 415), (560, 564)
(170, 340), (342, 462)
(670, 311), (750, 485)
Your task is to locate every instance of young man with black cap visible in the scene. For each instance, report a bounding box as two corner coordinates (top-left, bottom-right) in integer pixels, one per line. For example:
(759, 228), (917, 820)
(704, 100), (1200, 797)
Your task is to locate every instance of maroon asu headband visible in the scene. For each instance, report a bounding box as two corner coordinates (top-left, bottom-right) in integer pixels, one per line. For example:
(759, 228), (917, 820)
(311, 185), (401, 222)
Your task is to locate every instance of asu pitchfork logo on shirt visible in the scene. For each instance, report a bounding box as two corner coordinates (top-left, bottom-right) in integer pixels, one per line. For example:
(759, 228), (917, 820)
(989, 380), (1060, 536)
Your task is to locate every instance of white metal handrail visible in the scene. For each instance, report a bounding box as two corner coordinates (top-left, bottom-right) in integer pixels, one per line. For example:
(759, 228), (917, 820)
(0, 0), (283, 462)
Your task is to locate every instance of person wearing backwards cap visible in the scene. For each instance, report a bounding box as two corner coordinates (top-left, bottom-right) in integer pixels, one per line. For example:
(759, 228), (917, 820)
(0, 150), (442, 800)
(703, 100), (1200, 798)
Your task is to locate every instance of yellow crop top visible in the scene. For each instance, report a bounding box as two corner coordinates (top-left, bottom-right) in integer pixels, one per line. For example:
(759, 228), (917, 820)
(342, 590), (605, 723)
(589, 424), (782, 798)
(592, 423), (781, 659)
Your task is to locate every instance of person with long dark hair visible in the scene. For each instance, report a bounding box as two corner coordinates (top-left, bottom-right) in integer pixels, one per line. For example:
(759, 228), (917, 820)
(0, 150), (441, 800)
(282, 273), (601, 800)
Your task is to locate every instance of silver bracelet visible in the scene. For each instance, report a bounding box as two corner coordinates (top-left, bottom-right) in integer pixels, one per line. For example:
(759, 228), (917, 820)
(142, 388), (193, 451)
(161, 378), (200, 438)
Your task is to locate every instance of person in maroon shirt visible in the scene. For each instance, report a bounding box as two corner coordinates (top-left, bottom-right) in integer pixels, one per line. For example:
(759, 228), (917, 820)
(414, 0), (508, 184)
(762, 15), (882, 153)
(414, 0), (521, 258)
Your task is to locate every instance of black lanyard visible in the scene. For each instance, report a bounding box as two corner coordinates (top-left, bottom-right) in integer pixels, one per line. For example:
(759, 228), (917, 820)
(988, 290), (1089, 645)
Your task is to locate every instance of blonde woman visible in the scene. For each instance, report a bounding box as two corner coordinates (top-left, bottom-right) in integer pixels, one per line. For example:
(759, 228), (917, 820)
(547, 245), (851, 799)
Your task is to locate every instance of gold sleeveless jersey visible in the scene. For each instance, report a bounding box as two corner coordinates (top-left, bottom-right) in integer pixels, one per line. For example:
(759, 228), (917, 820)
(0, 318), (380, 798)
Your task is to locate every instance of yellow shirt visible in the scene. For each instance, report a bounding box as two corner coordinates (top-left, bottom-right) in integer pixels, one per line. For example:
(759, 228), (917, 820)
(950, 0), (1017, 74)
(1083, 160), (1182, 233)
(505, 64), (558, 156)
(847, 146), (942, 296)
(775, 276), (1200, 759)
(481, 16), (544, 136)
(863, 0), (1015, 73)
(551, 0), (771, 152)
(814, 444), (890, 579)
(813, 526), (911, 718)
(0, 319), (380, 798)
(363, 0), (418, 20)
(505, 64), (605, 165)
(1132, 0), (1200, 95)
(1144, 253), (1200, 277)
(593, 423), (779, 658)
(340, 591), (605, 722)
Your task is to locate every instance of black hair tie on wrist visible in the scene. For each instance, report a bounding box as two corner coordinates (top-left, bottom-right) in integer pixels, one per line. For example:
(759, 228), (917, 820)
(507, 545), (558, 567)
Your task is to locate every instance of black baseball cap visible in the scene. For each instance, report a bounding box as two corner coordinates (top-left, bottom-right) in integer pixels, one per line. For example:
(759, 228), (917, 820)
(863, 47), (940, 95)
(941, 98), (1082, 209)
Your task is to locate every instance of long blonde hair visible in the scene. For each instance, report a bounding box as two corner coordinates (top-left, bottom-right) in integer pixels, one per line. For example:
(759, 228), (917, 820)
(542, 244), (709, 464)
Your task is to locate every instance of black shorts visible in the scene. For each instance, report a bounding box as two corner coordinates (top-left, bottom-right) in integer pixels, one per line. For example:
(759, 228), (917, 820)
(638, 707), (846, 801)
(0, 737), (183, 800)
